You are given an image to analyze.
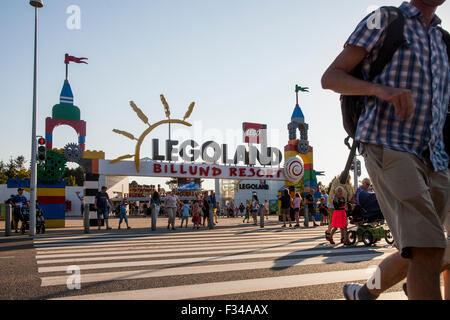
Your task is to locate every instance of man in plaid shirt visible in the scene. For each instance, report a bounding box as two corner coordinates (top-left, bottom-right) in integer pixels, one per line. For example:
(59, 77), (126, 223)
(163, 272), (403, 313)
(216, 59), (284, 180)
(322, 0), (449, 299)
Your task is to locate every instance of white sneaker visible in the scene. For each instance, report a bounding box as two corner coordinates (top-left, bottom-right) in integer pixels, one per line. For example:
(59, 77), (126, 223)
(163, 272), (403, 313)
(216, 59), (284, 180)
(343, 283), (362, 300)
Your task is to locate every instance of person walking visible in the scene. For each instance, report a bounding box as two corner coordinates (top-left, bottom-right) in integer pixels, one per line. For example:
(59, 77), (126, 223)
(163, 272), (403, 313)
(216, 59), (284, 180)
(321, 190), (329, 209)
(326, 175), (354, 242)
(10, 188), (29, 233)
(305, 189), (319, 227)
(251, 195), (259, 226)
(243, 203), (251, 223)
(327, 187), (350, 245)
(202, 199), (211, 227)
(319, 197), (329, 226)
(180, 201), (190, 228)
(279, 189), (292, 228)
(322, 0), (450, 300)
(94, 186), (113, 230)
(263, 200), (269, 220)
(164, 190), (179, 230)
(150, 191), (162, 229)
(239, 203), (245, 218)
(293, 193), (302, 228)
(118, 200), (131, 230)
(192, 202), (201, 229)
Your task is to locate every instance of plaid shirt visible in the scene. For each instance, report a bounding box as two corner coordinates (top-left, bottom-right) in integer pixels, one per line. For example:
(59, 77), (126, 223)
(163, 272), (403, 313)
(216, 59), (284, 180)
(346, 2), (450, 171)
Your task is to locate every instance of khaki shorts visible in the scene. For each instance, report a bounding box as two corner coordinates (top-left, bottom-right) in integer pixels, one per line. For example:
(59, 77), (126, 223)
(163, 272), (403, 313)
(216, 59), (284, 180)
(362, 144), (450, 259)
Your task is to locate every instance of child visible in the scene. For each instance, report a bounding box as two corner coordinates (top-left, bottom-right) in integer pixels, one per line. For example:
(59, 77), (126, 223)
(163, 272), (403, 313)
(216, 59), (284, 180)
(192, 202), (201, 229)
(328, 187), (349, 245)
(264, 200), (269, 220)
(181, 201), (190, 228)
(118, 200), (131, 230)
(319, 197), (329, 226)
(36, 208), (45, 234)
(243, 204), (251, 223)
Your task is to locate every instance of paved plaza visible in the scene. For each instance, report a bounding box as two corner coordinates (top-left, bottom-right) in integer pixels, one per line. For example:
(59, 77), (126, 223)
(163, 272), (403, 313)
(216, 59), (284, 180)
(0, 216), (418, 300)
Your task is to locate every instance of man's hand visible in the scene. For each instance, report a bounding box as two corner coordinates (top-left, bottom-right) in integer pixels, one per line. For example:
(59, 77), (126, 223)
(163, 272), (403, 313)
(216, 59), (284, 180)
(322, 45), (414, 121)
(374, 84), (414, 120)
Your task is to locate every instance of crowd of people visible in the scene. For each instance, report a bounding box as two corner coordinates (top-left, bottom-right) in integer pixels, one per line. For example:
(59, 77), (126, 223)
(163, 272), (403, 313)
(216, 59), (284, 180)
(93, 188), (219, 231)
(3, 178), (379, 236)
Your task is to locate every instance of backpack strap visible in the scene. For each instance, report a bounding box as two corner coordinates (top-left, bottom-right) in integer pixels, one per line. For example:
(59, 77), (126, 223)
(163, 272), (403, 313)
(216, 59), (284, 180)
(437, 26), (450, 60)
(368, 6), (406, 80)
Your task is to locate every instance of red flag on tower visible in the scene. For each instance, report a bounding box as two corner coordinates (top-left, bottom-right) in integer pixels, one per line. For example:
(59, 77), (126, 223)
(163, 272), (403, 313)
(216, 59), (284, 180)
(65, 53), (88, 64)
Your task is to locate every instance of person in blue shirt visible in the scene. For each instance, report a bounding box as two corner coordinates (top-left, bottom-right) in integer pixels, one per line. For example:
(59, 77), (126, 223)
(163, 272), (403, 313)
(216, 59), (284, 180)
(118, 200), (131, 230)
(10, 188), (29, 233)
(94, 186), (114, 230)
(180, 201), (191, 228)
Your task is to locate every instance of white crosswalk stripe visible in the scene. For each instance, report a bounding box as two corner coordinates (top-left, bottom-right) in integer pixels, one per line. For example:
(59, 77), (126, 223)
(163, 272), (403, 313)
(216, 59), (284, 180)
(33, 225), (401, 300)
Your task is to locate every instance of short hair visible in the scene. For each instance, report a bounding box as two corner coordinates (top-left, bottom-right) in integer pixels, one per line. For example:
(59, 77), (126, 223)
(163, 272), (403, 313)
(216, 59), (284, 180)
(101, 186), (107, 190)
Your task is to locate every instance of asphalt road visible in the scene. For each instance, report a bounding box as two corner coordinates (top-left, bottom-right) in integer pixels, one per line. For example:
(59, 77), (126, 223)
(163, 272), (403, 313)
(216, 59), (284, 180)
(0, 216), (421, 300)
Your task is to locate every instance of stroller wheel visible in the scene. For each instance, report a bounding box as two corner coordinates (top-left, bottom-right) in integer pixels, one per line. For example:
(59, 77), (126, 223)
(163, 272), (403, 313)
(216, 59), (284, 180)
(347, 230), (357, 245)
(384, 229), (395, 245)
(362, 231), (374, 246)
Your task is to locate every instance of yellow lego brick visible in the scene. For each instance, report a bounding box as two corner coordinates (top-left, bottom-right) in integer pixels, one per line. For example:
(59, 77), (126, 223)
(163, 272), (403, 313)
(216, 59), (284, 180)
(82, 150), (105, 160)
(284, 151), (299, 159)
(36, 188), (66, 197)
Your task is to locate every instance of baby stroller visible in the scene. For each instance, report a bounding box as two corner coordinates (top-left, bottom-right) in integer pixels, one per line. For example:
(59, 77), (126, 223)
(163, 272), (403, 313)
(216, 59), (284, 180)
(346, 191), (394, 246)
(20, 208), (30, 235)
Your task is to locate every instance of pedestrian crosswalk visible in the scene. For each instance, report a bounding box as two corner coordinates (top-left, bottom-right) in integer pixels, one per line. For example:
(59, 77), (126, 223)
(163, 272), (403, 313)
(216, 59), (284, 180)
(33, 225), (403, 300)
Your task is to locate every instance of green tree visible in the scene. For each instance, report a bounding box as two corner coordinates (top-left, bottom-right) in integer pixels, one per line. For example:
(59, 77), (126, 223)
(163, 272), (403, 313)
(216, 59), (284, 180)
(0, 156), (30, 183)
(63, 166), (85, 186)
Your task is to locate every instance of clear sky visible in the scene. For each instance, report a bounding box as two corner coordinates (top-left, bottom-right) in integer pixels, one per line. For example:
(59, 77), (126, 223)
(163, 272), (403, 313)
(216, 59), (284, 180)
(1, 0), (449, 190)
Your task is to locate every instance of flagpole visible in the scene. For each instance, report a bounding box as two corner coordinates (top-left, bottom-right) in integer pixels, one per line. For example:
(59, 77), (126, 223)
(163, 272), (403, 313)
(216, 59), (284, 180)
(65, 63), (68, 81)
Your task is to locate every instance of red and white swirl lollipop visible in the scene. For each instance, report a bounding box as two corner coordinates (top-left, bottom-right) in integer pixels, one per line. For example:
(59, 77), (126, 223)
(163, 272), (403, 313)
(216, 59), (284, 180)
(284, 156), (304, 183)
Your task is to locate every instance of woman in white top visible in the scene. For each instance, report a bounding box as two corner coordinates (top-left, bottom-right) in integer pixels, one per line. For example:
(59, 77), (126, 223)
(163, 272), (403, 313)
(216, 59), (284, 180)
(251, 195), (260, 226)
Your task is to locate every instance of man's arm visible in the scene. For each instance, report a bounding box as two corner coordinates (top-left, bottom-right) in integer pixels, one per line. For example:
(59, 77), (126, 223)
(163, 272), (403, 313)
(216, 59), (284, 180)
(321, 45), (414, 120)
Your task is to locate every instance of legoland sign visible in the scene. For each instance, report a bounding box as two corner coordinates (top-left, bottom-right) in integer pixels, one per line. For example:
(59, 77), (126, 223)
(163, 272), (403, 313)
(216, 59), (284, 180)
(105, 120), (288, 180)
(99, 160), (285, 181)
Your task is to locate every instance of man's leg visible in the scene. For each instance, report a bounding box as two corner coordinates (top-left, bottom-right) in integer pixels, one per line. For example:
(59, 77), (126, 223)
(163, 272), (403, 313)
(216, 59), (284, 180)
(97, 210), (103, 230)
(407, 247), (444, 300)
(345, 251), (409, 300)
